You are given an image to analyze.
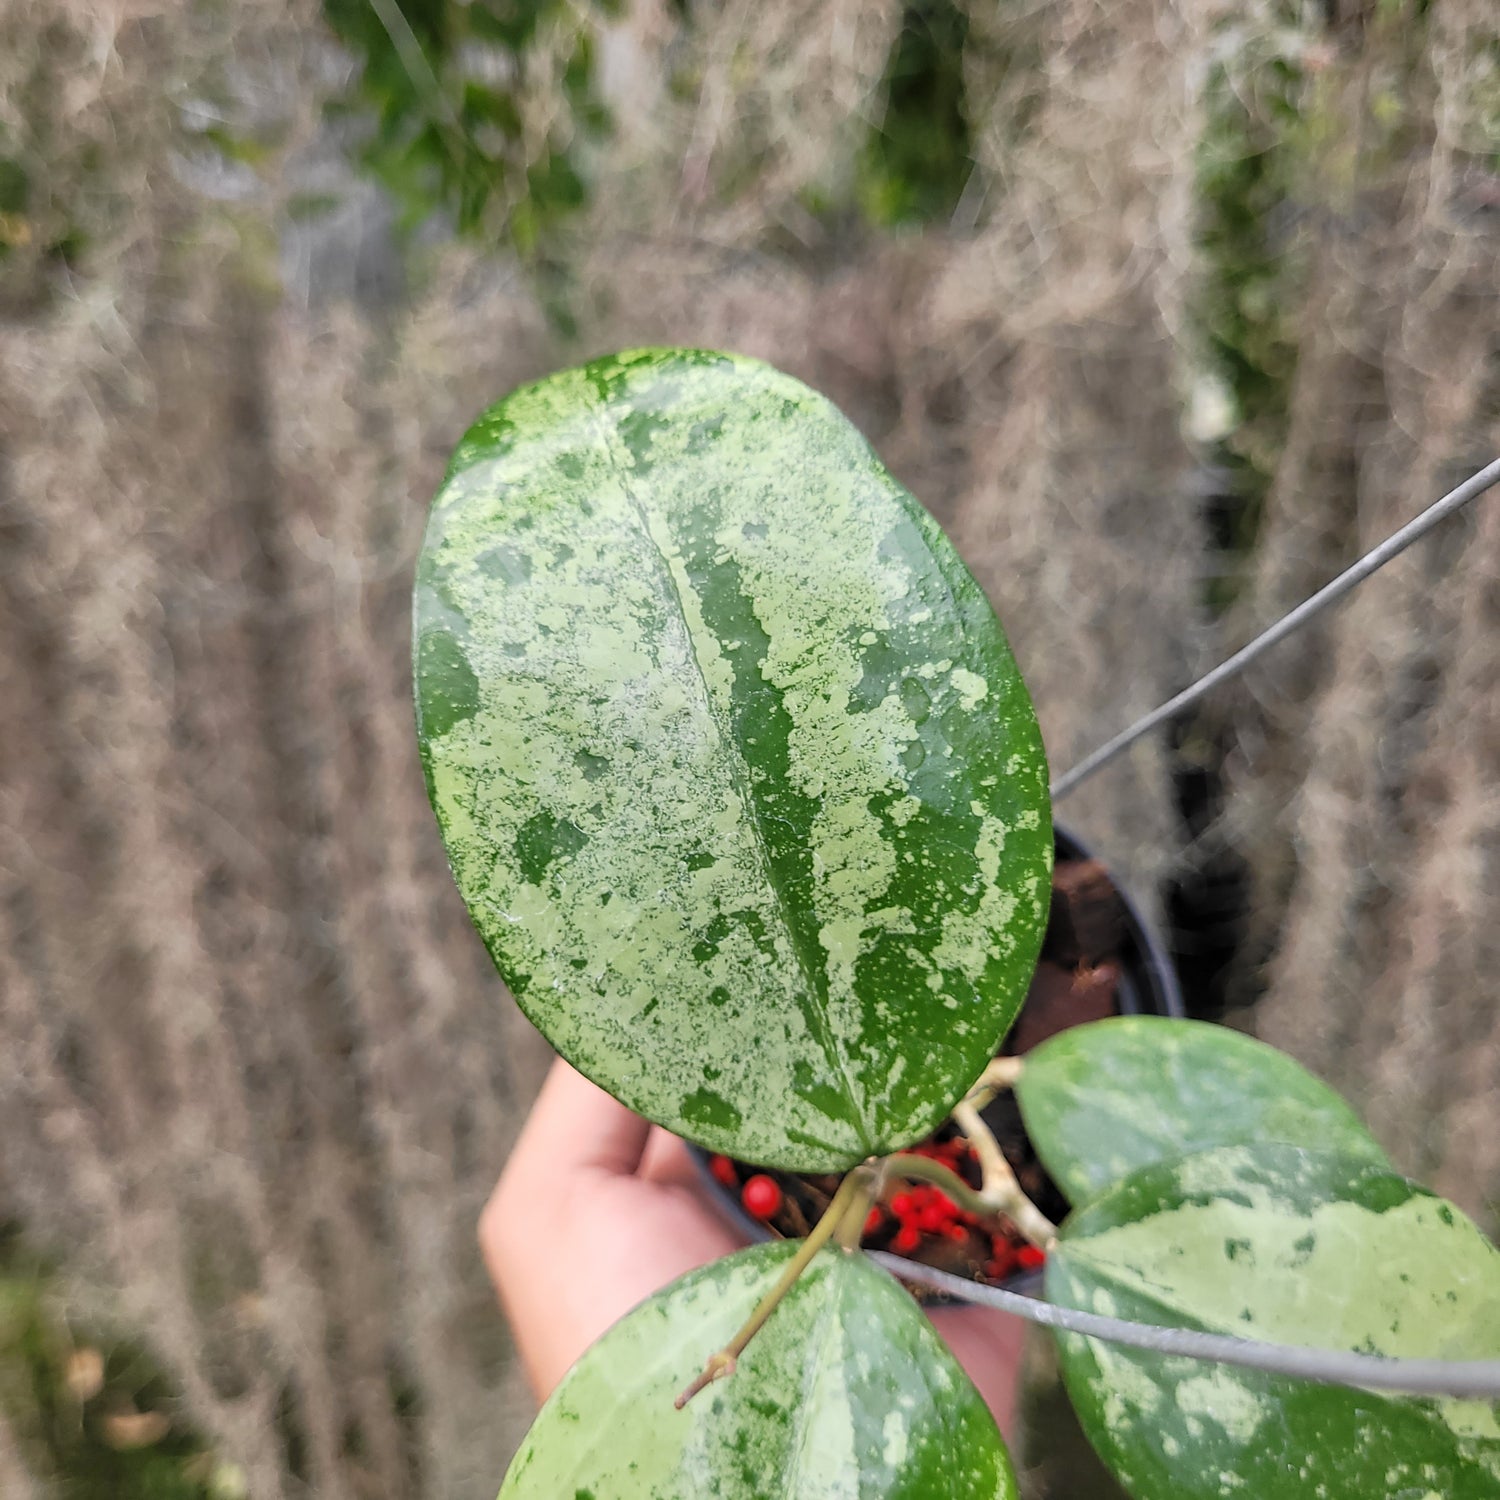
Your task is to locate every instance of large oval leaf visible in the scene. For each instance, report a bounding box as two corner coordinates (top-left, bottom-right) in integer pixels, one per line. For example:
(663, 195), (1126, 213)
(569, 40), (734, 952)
(1015, 1016), (1389, 1206)
(501, 1241), (1016, 1499)
(1046, 1143), (1500, 1500)
(415, 349), (1052, 1168)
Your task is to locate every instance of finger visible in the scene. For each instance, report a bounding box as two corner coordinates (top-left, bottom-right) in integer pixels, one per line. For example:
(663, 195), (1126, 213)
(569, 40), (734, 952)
(639, 1128), (711, 1193)
(509, 1057), (653, 1183)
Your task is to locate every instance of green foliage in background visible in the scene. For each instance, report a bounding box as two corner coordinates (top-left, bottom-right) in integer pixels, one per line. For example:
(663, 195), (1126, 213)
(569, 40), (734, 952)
(1190, 5), (1447, 610)
(1191, 47), (1307, 596)
(320, 0), (616, 254)
(1481, 35), (1500, 168)
(858, 0), (976, 228)
(0, 74), (101, 310)
(319, 0), (984, 253)
(0, 131), (34, 257)
(0, 1230), (237, 1500)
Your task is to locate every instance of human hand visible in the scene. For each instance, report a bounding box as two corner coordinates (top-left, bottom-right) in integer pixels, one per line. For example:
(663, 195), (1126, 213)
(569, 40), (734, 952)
(480, 1058), (1026, 1438)
(480, 1058), (743, 1400)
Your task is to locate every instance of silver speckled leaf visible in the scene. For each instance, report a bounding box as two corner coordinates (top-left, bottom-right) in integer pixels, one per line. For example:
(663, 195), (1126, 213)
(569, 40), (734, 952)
(500, 1241), (1016, 1500)
(415, 349), (1052, 1169)
(1015, 1016), (1389, 1206)
(1048, 1144), (1500, 1500)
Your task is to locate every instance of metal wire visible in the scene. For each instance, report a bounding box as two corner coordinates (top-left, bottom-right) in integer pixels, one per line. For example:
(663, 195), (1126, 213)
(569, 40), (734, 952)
(868, 1252), (1500, 1399)
(1051, 455), (1500, 800)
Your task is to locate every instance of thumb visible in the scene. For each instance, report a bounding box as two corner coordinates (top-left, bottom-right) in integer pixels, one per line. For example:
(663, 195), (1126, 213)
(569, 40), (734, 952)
(508, 1056), (653, 1182)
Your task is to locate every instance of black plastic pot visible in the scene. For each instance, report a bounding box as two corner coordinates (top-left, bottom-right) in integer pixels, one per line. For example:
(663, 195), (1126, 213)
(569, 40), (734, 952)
(1052, 825), (1184, 1022)
(690, 824), (1184, 1278)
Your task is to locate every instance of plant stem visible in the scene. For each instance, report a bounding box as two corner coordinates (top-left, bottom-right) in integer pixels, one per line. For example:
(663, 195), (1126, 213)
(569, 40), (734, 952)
(833, 1172), (877, 1252)
(884, 1118), (1056, 1249)
(867, 1252), (1500, 1400)
(979, 1056), (1024, 1092)
(952, 1099), (1056, 1247)
(883, 1152), (994, 1219)
(964, 1055), (1023, 1112)
(675, 1164), (876, 1409)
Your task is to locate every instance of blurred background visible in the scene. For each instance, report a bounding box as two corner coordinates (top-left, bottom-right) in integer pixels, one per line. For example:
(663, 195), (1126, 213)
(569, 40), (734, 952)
(0, 0), (1496, 1494)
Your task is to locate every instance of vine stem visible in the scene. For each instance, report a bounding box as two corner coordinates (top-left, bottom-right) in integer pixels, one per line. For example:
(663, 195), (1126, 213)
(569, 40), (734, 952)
(884, 1059), (1054, 1245)
(883, 1131), (1056, 1248)
(965, 1055), (1024, 1113)
(952, 1099), (1055, 1247)
(882, 1153), (995, 1219)
(675, 1165), (876, 1409)
(868, 1252), (1500, 1400)
(834, 1171), (878, 1251)
(1051, 454), (1500, 800)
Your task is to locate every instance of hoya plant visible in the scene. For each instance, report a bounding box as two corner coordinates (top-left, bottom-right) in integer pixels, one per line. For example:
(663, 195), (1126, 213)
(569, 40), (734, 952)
(413, 349), (1500, 1498)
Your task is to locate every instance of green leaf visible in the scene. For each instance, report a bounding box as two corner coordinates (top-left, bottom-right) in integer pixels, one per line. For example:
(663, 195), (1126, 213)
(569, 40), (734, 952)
(500, 1241), (1015, 1499)
(415, 349), (1051, 1169)
(1047, 1143), (1500, 1500)
(1015, 1016), (1389, 1205)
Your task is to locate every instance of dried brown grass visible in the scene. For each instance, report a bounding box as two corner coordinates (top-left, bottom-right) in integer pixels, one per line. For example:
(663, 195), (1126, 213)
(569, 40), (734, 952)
(1217, 0), (1500, 1214)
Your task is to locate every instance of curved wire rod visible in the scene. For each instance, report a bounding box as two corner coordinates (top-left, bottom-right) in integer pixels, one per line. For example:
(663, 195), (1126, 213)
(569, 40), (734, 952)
(1051, 455), (1500, 800)
(867, 1252), (1500, 1399)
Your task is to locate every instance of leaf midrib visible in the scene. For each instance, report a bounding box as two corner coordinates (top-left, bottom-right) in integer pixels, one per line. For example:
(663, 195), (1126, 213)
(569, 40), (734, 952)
(590, 399), (872, 1154)
(780, 1261), (847, 1498)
